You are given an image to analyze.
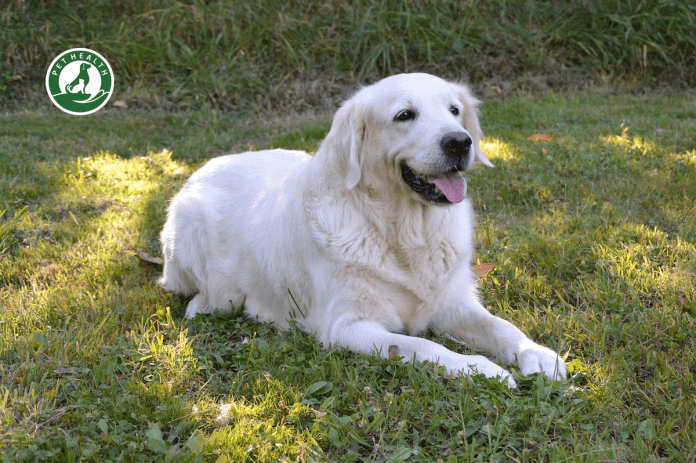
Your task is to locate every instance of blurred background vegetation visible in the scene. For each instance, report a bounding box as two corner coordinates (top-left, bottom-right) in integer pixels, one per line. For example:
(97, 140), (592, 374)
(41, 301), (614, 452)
(1, 0), (695, 111)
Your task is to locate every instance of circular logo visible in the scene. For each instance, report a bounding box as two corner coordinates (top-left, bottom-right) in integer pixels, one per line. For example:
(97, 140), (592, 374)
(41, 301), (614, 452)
(46, 48), (114, 115)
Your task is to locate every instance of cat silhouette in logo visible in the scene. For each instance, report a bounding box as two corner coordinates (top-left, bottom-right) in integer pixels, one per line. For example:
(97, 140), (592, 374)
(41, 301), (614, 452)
(67, 63), (91, 94)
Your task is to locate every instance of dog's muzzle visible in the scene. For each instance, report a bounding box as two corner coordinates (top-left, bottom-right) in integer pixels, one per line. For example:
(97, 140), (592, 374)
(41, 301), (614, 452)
(440, 132), (472, 171)
(401, 164), (467, 204)
(401, 132), (471, 204)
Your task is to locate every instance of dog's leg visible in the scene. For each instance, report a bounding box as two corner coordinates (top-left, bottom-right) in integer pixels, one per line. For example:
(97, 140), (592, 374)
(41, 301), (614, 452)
(185, 293), (215, 319)
(437, 298), (567, 381)
(328, 315), (516, 387)
(159, 258), (197, 296)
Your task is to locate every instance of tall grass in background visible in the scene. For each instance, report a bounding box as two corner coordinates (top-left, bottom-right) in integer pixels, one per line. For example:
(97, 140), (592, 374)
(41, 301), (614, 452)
(548, 0), (696, 82)
(1, 0), (694, 110)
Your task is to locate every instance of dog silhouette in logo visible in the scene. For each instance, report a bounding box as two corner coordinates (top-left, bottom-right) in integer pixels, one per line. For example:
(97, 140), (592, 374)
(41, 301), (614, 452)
(66, 63), (91, 94)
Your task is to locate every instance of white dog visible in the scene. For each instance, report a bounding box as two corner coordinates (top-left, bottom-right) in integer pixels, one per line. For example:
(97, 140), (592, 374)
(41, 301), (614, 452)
(159, 73), (567, 387)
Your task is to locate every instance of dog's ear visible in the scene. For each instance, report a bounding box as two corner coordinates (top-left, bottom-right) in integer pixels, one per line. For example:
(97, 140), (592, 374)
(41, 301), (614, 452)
(452, 82), (494, 168)
(319, 97), (365, 190)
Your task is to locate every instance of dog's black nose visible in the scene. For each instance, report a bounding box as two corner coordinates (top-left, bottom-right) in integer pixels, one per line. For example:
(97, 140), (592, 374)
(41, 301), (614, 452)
(440, 132), (472, 169)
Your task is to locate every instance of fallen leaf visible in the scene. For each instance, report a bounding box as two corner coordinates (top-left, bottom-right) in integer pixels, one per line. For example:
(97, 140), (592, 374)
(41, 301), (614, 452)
(528, 133), (552, 142)
(112, 100), (128, 108)
(388, 345), (400, 359)
(472, 263), (496, 278)
(135, 250), (164, 266)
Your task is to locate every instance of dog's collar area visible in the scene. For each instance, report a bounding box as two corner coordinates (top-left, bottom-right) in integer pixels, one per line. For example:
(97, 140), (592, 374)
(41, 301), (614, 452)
(400, 163), (466, 204)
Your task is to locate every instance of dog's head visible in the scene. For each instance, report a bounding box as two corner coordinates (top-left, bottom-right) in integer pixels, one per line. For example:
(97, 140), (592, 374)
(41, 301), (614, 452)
(320, 73), (493, 205)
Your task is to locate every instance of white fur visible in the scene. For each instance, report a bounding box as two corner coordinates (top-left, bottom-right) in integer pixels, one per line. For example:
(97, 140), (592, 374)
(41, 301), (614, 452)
(160, 73), (567, 387)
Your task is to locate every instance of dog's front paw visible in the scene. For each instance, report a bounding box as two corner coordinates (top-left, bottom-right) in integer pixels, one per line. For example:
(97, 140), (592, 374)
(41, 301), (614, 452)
(185, 293), (214, 319)
(516, 340), (567, 381)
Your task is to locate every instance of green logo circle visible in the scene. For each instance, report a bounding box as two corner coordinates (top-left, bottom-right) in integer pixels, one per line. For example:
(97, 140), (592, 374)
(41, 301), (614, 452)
(46, 48), (114, 115)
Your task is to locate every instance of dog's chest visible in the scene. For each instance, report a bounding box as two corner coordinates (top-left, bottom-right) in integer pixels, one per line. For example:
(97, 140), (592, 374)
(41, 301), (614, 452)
(381, 227), (460, 300)
(307, 193), (466, 303)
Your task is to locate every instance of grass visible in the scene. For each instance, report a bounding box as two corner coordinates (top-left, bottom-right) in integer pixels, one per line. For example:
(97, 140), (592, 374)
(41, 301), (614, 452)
(1, 87), (695, 461)
(2, 0), (695, 110)
(2, 2), (695, 460)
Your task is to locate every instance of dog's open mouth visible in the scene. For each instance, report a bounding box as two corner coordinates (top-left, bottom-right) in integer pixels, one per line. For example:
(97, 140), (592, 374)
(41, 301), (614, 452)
(401, 164), (467, 204)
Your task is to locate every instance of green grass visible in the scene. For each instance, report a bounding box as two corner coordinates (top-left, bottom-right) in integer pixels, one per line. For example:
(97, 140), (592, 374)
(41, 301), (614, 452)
(2, 0), (695, 110)
(1, 89), (696, 461)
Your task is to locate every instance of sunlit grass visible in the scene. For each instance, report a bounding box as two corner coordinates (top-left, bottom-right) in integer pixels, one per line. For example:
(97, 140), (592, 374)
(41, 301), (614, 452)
(479, 138), (518, 163)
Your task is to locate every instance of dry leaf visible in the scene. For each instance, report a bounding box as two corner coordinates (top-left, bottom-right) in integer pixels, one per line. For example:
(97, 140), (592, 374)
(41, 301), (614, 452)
(135, 250), (164, 266)
(112, 100), (128, 108)
(528, 133), (552, 142)
(388, 345), (400, 359)
(472, 263), (497, 278)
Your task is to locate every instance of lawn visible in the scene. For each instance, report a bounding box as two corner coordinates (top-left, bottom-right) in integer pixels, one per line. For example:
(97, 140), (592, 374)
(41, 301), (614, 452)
(1, 88), (695, 461)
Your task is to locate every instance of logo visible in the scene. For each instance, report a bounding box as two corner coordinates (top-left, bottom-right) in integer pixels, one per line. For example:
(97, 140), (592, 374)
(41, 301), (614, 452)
(46, 48), (113, 115)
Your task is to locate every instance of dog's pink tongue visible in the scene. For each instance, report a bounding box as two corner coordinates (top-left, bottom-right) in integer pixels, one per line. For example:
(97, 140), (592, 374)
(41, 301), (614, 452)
(431, 173), (466, 203)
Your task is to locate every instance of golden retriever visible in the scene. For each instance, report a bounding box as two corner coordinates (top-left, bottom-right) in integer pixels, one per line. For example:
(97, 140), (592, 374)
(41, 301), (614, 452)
(159, 73), (567, 387)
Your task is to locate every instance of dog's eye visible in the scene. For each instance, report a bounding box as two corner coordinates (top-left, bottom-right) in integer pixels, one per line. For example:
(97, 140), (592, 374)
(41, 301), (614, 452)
(450, 106), (460, 116)
(394, 109), (416, 122)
